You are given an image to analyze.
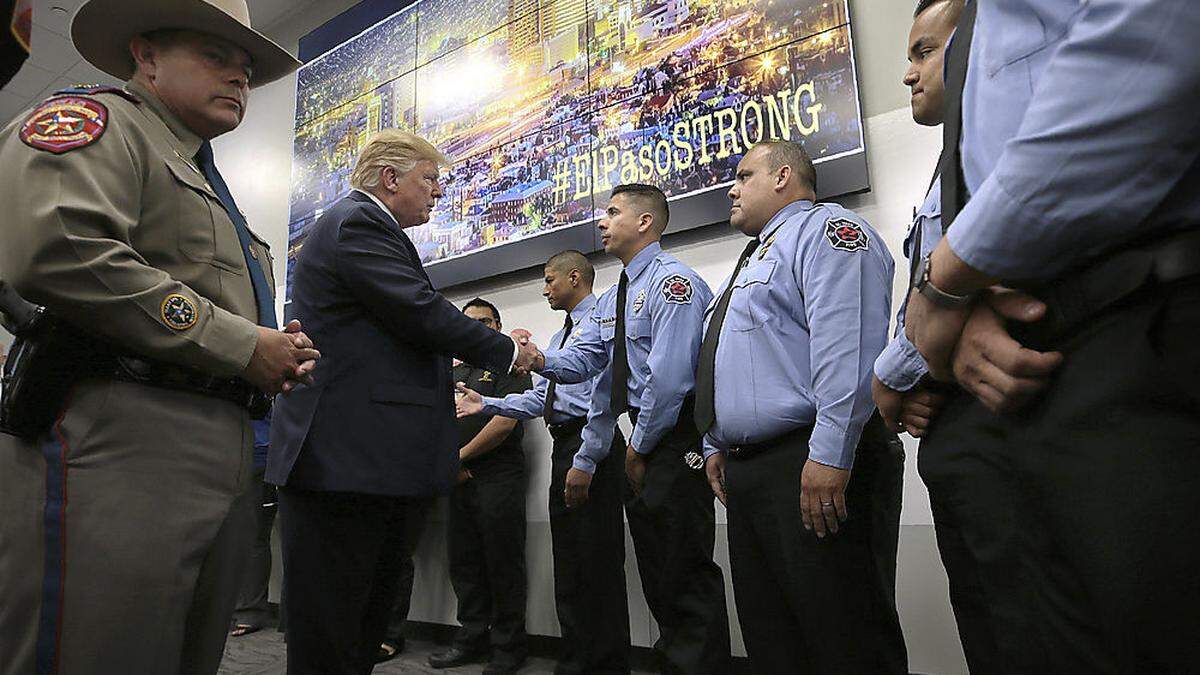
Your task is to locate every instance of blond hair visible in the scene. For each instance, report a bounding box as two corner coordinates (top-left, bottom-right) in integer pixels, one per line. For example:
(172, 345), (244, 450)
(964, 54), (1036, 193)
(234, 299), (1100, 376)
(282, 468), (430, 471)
(349, 129), (448, 191)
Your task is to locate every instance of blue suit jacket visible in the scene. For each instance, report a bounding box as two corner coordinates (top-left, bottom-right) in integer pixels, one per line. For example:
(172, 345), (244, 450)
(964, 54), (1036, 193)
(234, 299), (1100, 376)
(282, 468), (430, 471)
(267, 191), (514, 496)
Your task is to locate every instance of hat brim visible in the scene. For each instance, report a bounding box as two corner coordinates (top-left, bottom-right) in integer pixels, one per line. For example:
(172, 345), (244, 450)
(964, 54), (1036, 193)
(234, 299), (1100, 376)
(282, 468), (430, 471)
(71, 0), (301, 88)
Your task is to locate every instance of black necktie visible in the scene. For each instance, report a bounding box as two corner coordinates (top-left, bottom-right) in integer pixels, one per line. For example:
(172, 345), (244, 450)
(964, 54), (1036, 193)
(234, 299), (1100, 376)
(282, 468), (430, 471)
(608, 271), (630, 417)
(693, 237), (761, 435)
(194, 141), (277, 328)
(542, 313), (573, 420)
(940, 0), (977, 232)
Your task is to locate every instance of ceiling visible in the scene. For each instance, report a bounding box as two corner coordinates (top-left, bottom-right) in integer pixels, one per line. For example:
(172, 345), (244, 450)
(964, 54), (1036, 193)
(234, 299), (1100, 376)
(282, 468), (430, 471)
(0, 0), (306, 123)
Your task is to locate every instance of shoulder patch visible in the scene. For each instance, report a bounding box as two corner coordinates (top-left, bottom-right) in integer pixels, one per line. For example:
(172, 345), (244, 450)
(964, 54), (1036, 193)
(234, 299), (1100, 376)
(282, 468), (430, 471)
(824, 218), (869, 252)
(20, 96), (109, 154)
(53, 85), (141, 105)
(660, 274), (694, 304)
(161, 294), (198, 330)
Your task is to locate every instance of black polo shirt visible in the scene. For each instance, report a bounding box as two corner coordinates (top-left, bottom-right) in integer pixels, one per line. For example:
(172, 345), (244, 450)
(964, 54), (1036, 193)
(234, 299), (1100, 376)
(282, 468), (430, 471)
(455, 363), (533, 475)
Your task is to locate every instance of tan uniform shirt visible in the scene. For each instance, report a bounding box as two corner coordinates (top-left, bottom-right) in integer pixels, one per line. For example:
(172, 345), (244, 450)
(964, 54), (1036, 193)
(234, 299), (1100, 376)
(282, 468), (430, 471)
(0, 81), (272, 378)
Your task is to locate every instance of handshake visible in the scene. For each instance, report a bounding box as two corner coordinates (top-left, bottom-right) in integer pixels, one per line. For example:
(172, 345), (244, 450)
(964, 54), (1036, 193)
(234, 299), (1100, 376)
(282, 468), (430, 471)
(509, 329), (544, 375)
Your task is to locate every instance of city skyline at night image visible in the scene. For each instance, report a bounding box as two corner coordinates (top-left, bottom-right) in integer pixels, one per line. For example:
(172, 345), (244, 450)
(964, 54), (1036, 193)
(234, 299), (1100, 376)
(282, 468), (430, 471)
(287, 0), (865, 292)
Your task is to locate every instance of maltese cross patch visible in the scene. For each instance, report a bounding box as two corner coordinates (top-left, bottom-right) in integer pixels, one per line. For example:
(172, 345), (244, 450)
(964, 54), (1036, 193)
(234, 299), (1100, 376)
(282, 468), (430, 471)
(661, 274), (693, 304)
(824, 218), (869, 252)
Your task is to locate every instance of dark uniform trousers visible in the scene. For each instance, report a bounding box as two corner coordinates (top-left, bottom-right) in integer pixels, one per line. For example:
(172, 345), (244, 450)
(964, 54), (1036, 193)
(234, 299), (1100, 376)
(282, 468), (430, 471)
(448, 465), (528, 665)
(627, 404), (731, 675)
(233, 469), (278, 630)
(279, 487), (431, 675)
(917, 390), (1033, 674)
(723, 413), (907, 674)
(382, 499), (432, 645)
(547, 422), (630, 675)
(986, 278), (1200, 674)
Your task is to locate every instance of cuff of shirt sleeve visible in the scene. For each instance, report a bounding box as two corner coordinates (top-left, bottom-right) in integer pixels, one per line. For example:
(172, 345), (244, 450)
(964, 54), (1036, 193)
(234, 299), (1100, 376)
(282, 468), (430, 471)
(571, 451), (597, 475)
(629, 425), (650, 454)
(808, 420), (857, 470)
(945, 175), (1062, 280)
(873, 333), (930, 392)
(479, 396), (502, 417)
(702, 440), (723, 460)
(539, 351), (562, 382)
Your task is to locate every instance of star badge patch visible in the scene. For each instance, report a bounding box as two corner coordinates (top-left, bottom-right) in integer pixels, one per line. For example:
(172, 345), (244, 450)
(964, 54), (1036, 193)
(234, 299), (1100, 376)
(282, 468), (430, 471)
(20, 96), (108, 154)
(660, 274), (693, 305)
(824, 218), (869, 252)
(161, 294), (198, 330)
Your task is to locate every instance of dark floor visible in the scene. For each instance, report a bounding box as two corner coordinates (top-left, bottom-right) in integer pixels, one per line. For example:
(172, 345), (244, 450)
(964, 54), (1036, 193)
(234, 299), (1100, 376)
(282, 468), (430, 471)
(218, 621), (655, 674)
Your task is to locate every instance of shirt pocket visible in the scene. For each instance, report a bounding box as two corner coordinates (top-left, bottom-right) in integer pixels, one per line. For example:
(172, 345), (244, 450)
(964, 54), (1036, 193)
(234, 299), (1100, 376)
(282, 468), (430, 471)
(164, 156), (246, 273)
(726, 259), (776, 332)
(625, 315), (652, 341)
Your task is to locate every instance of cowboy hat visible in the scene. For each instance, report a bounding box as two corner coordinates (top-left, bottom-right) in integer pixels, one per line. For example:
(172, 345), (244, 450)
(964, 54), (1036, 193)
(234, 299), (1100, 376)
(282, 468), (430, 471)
(71, 0), (301, 88)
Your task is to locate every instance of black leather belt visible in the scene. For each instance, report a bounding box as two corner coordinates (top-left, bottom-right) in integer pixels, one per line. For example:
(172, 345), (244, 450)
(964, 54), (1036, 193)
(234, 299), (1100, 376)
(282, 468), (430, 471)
(112, 356), (272, 419)
(1015, 227), (1200, 347)
(726, 426), (813, 460)
(546, 416), (586, 440)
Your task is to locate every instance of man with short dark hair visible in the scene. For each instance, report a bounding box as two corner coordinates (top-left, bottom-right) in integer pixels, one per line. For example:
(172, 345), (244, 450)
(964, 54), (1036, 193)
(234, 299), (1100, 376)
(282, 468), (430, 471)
(458, 250), (631, 674)
(698, 139), (906, 673)
(429, 298), (533, 674)
(0, 1), (311, 672)
(522, 184), (731, 674)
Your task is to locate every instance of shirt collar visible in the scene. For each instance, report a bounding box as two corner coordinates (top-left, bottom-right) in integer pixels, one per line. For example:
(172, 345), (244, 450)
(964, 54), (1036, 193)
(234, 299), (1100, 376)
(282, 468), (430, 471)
(568, 294), (597, 324)
(625, 241), (662, 281)
(759, 199), (813, 242)
(353, 188), (399, 227)
(125, 80), (203, 158)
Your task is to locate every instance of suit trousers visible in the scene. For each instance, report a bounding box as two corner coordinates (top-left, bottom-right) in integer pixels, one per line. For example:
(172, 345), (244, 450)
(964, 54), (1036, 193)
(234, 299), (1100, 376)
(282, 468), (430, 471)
(448, 467), (528, 664)
(625, 411), (730, 675)
(382, 498), (431, 645)
(547, 423), (630, 675)
(278, 487), (430, 675)
(723, 414), (908, 674)
(994, 279), (1200, 674)
(0, 379), (255, 675)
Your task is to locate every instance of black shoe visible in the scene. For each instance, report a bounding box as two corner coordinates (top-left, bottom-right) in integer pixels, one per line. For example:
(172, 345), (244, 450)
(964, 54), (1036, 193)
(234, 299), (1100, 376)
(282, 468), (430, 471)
(375, 638), (405, 664)
(428, 645), (487, 669)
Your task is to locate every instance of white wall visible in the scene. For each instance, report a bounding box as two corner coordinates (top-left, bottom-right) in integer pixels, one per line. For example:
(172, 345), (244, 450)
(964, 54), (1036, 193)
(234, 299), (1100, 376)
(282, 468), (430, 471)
(212, 2), (969, 671)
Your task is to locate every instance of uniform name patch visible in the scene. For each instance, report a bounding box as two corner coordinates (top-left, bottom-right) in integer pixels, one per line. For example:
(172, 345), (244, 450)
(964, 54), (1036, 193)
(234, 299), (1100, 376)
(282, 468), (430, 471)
(824, 218), (869, 252)
(661, 274), (693, 304)
(161, 294), (198, 330)
(19, 96), (108, 154)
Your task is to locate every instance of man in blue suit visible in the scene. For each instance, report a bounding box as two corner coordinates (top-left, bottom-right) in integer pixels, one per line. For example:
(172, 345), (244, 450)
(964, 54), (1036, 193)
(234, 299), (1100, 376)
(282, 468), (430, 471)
(268, 129), (532, 675)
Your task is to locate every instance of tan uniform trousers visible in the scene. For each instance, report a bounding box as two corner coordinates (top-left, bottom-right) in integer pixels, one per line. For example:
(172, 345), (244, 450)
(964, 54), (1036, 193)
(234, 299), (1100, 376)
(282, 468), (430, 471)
(0, 378), (254, 674)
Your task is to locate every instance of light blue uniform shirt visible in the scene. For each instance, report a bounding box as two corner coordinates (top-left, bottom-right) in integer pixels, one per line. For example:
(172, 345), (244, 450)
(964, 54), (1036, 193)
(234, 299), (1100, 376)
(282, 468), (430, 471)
(540, 242), (714, 474)
(702, 200), (894, 469)
(873, 182), (941, 391)
(947, 0), (1200, 279)
(480, 295), (599, 423)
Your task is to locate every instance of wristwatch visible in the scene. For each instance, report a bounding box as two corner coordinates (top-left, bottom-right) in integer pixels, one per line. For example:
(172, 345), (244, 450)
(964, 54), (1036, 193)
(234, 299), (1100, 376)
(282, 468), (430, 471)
(913, 254), (976, 309)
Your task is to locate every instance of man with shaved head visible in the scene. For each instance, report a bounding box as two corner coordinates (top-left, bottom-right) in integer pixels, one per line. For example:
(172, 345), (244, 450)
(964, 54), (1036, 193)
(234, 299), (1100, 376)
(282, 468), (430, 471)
(457, 250), (631, 674)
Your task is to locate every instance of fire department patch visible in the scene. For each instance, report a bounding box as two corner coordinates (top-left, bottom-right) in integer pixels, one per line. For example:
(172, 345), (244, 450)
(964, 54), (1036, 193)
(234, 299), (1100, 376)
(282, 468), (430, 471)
(660, 274), (693, 304)
(824, 218), (869, 252)
(161, 294), (198, 330)
(19, 96), (108, 154)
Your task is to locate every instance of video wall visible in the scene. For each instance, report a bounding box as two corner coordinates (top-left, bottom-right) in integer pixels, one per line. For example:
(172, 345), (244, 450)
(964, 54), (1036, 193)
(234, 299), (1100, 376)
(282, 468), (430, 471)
(288, 0), (867, 290)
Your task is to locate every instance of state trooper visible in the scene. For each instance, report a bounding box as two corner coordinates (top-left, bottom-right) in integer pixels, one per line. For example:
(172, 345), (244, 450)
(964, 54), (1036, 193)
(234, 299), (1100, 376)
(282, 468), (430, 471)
(904, 1), (1200, 671)
(0, 1), (314, 673)
(696, 140), (907, 673)
(458, 250), (631, 675)
(521, 184), (731, 674)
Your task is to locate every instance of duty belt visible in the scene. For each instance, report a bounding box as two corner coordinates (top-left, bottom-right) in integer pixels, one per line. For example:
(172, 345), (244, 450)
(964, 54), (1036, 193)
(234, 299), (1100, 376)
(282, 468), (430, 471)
(546, 416), (586, 440)
(727, 426), (812, 460)
(113, 356), (272, 419)
(1016, 227), (1200, 347)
